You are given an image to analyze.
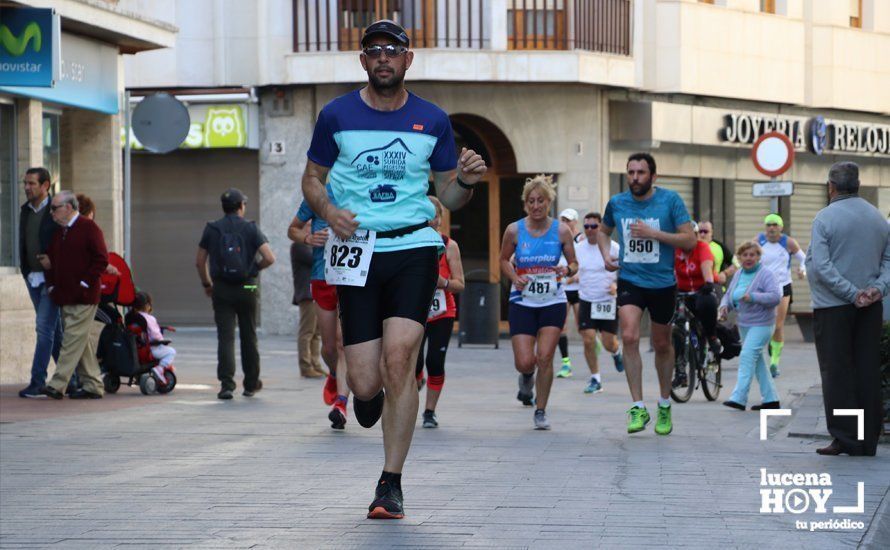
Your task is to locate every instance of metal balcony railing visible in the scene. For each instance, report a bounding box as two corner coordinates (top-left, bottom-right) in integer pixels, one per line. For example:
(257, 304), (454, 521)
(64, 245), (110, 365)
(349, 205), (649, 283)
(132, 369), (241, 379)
(293, 1), (488, 52)
(292, 0), (631, 56)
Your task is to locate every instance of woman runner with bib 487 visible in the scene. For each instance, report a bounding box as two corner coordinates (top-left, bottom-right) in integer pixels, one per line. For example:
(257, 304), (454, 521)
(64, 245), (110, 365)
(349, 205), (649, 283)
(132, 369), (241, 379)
(499, 175), (578, 430)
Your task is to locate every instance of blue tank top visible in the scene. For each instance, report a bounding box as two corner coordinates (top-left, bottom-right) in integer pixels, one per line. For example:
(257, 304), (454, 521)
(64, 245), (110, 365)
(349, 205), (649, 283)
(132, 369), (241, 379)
(510, 218), (566, 307)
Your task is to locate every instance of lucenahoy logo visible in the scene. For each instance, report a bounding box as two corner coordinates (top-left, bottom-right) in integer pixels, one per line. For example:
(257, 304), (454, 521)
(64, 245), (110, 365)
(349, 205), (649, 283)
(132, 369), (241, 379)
(0, 21), (42, 57)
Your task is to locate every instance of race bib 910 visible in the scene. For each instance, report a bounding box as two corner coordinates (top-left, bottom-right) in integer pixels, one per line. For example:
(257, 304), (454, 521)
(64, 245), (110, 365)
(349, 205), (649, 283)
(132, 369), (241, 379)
(324, 230), (376, 287)
(590, 298), (616, 320)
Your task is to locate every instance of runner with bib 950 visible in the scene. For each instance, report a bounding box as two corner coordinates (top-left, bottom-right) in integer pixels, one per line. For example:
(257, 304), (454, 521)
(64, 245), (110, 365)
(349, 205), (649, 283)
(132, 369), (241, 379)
(597, 153), (696, 436)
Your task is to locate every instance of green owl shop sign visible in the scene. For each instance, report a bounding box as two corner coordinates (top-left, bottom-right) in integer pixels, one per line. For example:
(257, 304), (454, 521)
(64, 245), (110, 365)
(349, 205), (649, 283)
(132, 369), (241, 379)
(122, 104), (254, 150)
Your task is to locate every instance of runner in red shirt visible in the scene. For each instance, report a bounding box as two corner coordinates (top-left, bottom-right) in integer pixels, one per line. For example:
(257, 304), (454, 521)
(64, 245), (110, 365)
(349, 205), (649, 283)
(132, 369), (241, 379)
(415, 197), (464, 429)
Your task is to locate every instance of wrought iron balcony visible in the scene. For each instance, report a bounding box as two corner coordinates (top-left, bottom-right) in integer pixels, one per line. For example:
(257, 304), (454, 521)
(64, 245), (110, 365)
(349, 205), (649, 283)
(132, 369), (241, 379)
(292, 1), (631, 55)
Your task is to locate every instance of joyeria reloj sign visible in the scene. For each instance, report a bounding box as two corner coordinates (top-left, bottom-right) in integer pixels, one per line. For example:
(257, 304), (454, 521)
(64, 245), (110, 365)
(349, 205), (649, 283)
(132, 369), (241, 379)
(721, 112), (890, 156)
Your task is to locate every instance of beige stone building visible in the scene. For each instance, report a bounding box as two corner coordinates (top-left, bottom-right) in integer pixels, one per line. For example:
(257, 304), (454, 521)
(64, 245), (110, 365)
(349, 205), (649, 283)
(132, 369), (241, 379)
(5, 0), (887, 384)
(0, 0), (175, 383)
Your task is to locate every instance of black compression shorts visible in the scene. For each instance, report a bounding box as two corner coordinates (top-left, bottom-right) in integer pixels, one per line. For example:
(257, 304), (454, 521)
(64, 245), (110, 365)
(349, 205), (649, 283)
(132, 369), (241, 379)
(337, 246), (439, 346)
(616, 279), (677, 326)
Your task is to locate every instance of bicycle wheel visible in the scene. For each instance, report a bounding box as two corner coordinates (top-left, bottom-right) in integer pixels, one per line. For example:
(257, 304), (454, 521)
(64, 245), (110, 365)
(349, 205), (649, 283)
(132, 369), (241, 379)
(701, 356), (722, 401)
(670, 328), (696, 403)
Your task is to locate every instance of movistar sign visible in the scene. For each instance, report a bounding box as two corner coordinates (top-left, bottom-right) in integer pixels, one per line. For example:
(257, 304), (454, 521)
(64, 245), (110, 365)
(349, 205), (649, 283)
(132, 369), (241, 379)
(0, 7), (60, 87)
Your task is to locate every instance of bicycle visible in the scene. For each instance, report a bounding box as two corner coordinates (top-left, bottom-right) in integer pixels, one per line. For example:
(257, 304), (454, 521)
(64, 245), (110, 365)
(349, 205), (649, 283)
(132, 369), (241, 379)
(670, 291), (722, 403)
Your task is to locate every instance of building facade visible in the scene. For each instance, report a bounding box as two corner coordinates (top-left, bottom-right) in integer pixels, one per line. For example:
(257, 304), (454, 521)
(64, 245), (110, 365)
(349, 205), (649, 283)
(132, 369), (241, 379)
(0, 0), (175, 383)
(125, 0), (889, 338)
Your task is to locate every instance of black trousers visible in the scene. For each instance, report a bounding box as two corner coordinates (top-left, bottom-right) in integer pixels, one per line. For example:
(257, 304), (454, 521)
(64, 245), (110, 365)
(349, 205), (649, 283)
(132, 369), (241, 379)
(212, 280), (260, 392)
(813, 302), (883, 456)
(685, 290), (718, 339)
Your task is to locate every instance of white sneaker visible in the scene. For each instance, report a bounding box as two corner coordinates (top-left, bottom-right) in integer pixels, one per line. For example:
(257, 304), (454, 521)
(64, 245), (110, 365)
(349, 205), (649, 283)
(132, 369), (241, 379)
(533, 409), (551, 430)
(152, 365), (167, 384)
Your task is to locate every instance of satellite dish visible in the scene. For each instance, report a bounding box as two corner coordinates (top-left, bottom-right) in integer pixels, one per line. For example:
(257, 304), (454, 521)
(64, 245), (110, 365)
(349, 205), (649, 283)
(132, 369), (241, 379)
(131, 93), (190, 153)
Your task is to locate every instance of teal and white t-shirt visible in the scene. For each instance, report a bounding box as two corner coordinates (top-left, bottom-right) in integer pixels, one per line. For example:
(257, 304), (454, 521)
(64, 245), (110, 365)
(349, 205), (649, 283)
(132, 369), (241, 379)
(307, 90), (457, 252)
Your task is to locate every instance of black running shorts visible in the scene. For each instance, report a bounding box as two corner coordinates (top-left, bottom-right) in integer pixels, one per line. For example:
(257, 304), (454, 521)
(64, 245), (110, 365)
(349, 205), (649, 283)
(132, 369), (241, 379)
(616, 279), (676, 326)
(337, 246), (439, 346)
(508, 302), (567, 337)
(578, 299), (619, 334)
(782, 282), (793, 305)
(565, 289), (580, 305)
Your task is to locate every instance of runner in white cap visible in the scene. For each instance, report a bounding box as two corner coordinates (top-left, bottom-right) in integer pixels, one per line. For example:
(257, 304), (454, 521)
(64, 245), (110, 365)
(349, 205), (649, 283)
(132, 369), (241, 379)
(556, 208), (584, 378)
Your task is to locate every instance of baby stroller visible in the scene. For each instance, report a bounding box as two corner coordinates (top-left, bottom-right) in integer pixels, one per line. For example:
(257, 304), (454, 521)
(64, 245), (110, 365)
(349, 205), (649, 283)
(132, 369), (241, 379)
(96, 253), (177, 395)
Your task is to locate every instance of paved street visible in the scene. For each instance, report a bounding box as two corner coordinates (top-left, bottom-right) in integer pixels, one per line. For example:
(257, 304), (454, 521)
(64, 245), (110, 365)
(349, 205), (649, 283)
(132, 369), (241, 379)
(1, 330), (888, 549)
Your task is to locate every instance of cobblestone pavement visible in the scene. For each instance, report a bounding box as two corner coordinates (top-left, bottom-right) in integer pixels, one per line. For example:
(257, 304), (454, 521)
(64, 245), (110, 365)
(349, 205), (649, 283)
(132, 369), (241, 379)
(1, 331), (888, 549)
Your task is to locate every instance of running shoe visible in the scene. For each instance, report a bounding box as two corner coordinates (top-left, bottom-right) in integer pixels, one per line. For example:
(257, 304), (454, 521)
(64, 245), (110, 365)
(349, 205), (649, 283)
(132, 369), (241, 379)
(769, 364), (780, 378)
(422, 409), (438, 428)
(354, 390), (385, 428)
(655, 404), (673, 435)
(329, 402), (347, 430)
(557, 362), (572, 378)
(583, 378), (603, 394)
(626, 406), (650, 433)
(533, 409), (551, 430)
(367, 481), (404, 519)
(517, 373), (535, 406)
(612, 353), (625, 373)
(323, 374), (337, 405)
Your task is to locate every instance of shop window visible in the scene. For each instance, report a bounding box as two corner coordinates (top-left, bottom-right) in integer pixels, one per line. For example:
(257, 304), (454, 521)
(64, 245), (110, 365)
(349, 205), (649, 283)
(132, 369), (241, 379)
(760, 0), (775, 14)
(850, 0), (862, 28)
(0, 104), (15, 267)
(42, 113), (60, 194)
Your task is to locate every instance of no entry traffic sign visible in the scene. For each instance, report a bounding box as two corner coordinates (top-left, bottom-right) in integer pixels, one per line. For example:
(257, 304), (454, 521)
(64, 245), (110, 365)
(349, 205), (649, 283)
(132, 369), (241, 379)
(752, 131), (794, 177)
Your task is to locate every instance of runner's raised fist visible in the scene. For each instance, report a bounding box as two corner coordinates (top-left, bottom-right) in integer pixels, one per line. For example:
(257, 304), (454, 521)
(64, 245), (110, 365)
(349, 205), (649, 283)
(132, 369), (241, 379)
(457, 147), (487, 185)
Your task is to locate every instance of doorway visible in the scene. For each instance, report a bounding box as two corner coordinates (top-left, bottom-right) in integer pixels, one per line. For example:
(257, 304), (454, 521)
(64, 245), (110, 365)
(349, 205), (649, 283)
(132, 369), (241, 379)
(445, 114), (519, 321)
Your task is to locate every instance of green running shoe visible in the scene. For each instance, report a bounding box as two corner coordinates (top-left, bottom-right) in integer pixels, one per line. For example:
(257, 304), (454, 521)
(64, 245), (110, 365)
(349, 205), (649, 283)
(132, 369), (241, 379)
(626, 406), (650, 433)
(655, 404), (673, 435)
(557, 362), (572, 378)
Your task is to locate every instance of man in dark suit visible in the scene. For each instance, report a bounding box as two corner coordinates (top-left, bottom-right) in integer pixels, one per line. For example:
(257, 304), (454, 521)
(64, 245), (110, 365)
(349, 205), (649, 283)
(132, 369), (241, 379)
(18, 167), (64, 398)
(41, 191), (109, 399)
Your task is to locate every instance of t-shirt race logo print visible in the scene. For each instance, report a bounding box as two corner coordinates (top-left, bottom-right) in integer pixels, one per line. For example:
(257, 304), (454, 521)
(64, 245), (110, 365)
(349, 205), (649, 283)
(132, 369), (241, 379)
(351, 138), (414, 202)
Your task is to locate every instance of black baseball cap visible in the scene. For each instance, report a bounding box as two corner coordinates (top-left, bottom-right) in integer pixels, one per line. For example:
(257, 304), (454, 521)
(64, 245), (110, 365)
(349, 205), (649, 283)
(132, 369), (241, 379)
(221, 188), (247, 207)
(361, 19), (410, 47)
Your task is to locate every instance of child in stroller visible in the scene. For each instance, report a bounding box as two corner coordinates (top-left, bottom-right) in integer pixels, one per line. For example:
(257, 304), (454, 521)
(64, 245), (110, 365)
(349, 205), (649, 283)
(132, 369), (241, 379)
(128, 291), (176, 386)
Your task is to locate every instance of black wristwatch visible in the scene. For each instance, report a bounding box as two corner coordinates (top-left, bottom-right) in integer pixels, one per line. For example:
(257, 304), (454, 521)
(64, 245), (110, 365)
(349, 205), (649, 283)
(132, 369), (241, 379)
(202, 282), (211, 288)
(457, 177), (474, 190)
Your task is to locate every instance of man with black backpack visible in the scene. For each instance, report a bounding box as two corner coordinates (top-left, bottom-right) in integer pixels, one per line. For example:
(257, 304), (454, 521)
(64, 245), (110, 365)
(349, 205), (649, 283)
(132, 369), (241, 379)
(196, 188), (276, 400)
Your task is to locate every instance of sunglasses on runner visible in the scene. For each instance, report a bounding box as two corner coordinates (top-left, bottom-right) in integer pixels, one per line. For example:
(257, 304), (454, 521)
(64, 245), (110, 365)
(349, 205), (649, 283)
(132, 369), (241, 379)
(699, 229), (710, 234)
(583, 223), (599, 229)
(362, 45), (408, 58)
(766, 223), (780, 227)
